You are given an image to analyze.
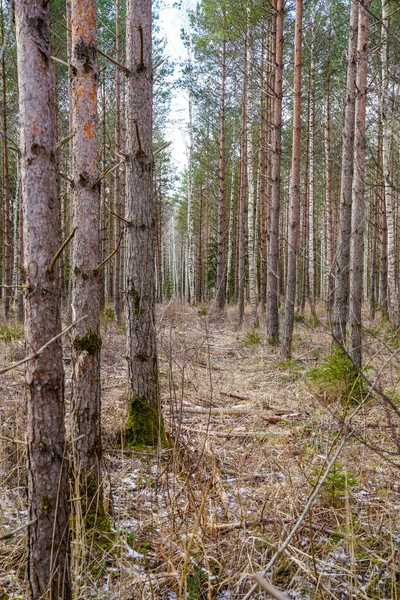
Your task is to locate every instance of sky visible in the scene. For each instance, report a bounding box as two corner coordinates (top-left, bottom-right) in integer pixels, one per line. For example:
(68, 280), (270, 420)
(157, 0), (197, 171)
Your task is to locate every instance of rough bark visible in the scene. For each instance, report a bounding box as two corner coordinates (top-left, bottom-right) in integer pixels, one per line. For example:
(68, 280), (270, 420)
(196, 184), (203, 304)
(15, 0), (70, 596)
(238, 59), (247, 328)
(113, 0), (122, 323)
(246, 26), (258, 326)
(282, 0), (302, 359)
(70, 0), (104, 529)
(349, 0), (371, 368)
(308, 14), (317, 319)
(1, 11), (11, 320)
(216, 35), (227, 311)
(381, 0), (398, 326)
(332, 0), (359, 345)
(125, 0), (164, 446)
(267, 0), (283, 345)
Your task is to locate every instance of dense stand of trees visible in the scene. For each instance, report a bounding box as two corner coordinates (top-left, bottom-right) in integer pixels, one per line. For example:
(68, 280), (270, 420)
(1, 0), (400, 595)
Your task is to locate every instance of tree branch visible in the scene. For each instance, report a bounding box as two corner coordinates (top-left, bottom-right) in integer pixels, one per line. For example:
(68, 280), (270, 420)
(95, 159), (124, 185)
(98, 48), (129, 74)
(94, 232), (123, 273)
(0, 316), (87, 377)
(0, 519), (36, 541)
(49, 227), (76, 273)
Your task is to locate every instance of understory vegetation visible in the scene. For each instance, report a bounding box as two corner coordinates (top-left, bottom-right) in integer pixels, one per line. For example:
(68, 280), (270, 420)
(1, 302), (399, 599)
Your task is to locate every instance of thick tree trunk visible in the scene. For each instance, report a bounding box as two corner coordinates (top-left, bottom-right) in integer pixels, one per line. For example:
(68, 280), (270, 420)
(70, 0), (104, 527)
(267, 0), (283, 345)
(125, 0), (164, 446)
(15, 1), (70, 597)
(349, 0), (371, 368)
(216, 36), (227, 311)
(282, 0), (302, 359)
(332, 0), (359, 345)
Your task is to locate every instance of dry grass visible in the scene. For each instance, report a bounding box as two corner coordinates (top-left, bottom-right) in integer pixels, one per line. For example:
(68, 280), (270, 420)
(0, 302), (399, 599)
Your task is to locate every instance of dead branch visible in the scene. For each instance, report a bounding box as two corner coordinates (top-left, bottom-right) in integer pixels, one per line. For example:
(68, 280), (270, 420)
(154, 141), (172, 156)
(56, 132), (75, 150)
(0, 315), (87, 376)
(59, 171), (74, 185)
(94, 231), (123, 273)
(242, 430), (351, 600)
(252, 574), (290, 600)
(220, 391), (251, 401)
(51, 55), (69, 68)
(0, 519), (36, 541)
(133, 119), (143, 153)
(97, 47), (129, 73)
(49, 227), (76, 273)
(95, 159), (124, 185)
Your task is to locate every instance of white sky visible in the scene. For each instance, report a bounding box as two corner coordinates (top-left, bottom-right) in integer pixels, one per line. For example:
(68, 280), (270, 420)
(157, 0), (197, 171)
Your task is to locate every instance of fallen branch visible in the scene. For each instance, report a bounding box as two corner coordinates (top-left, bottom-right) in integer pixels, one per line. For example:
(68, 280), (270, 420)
(181, 426), (288, 438)
(220, 391), (251, 401)
(252, 574), (290, 600)
(0, 316), (87, 376)
(253, 573), (289, 600)
(242, 430), (351, 600)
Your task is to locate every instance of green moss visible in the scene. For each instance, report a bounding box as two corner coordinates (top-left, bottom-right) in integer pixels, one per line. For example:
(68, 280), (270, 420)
(41, 495), (53, 511)
(73, 329), (102, 355)
(132, 289), (142, 317)
(126, 395), (166, 448)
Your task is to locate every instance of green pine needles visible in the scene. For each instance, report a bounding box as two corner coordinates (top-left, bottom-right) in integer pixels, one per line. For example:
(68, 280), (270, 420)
(308, 345), (369, 404)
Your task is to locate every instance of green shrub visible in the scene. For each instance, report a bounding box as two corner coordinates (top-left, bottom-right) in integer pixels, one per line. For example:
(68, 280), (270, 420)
(0, 323), (24, 342)
(294, 312), (307, 324)
(242, 329), (262, 346)
(197, 305), (209, 316)
(105, 307), (115, 321)
(313, 460), (358, 505)
(307, 346), (368, 403)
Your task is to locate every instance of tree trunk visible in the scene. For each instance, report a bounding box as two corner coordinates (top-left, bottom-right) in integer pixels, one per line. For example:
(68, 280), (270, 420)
(125, 0), (164, 446)
(1, 9), (11, 320)
(267, 0), (283, 345)
(113, 0), (122, 323)
(332, 0), (359, 345)
(15, 1), (70, 596)
(308, 13), (317, 319)
(282, 0), (302, 359)
(196, 184), (203, 304)
(381, 0), (398, 326)
(70, 0), (104, 528)
(349, 0), (371, 368)
(216, 35), (226, 311)
(238, 58), (247, 328)
(246, 24), (258, 326)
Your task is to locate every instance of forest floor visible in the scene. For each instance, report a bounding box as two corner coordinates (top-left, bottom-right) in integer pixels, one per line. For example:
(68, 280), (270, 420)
(0, 302), (399, 599)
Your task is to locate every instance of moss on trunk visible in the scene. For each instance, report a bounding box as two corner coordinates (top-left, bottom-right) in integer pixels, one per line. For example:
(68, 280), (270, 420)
(126, 395), (166, 448)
